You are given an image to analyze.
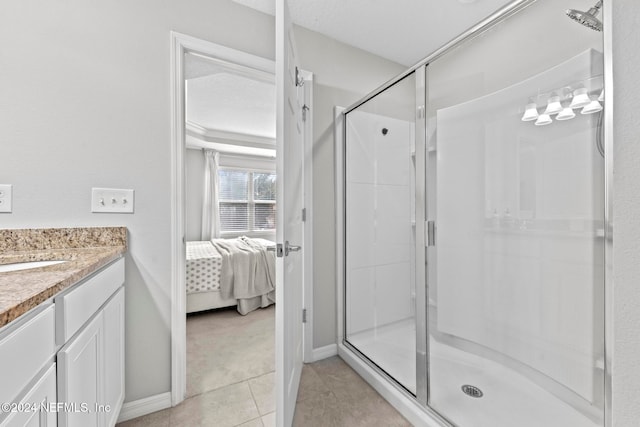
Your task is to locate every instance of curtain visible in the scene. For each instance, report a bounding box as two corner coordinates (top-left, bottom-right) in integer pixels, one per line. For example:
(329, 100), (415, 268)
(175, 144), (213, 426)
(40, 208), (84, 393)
(201, 149), (221, 240)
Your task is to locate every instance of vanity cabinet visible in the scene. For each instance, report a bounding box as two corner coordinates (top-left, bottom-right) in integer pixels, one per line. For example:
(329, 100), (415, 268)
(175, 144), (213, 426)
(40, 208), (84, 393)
(1, 364), (57, 427)
(0, 256), (125, 427)
(0, 305), (57, 427)
(56, 258), (125, 427)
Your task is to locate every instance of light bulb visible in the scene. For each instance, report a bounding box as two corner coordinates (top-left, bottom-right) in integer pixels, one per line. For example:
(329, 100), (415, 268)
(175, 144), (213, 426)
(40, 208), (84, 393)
(570, 88), (591, 109)
(556, 107), (576, 121)
(544, 96), (563, 115)
(535, 113), (552, 126)
(581, 100), (603, 114)
(521, 103), (539, 121)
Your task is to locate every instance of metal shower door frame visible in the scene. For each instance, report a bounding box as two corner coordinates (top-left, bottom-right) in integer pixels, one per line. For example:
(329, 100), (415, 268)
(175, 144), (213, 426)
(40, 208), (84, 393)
(337, 0), (613, 426)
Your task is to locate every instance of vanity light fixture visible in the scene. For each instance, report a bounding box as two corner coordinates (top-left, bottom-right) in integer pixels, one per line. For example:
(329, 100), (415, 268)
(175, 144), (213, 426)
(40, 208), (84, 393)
(556, 106), (576, 121)
(569, 87), (591, 109)
(543, 95), (563, 115)
(581, 99), (603, 114)
(521, 102), (539, 121)
(534, 113), (553, 126)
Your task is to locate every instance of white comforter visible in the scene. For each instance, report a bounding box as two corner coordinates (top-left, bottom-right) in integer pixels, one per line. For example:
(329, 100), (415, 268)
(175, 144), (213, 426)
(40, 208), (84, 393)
(211, 236), (276, 303)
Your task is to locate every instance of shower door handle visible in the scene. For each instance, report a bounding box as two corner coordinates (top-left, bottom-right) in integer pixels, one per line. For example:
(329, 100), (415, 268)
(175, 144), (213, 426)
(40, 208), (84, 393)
(285, 241), (301, 256)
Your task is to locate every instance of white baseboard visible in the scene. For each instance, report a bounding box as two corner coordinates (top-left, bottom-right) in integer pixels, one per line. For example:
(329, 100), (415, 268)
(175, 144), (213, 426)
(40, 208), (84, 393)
(312, 343), (338, 361)
(116, 392), (172, 423)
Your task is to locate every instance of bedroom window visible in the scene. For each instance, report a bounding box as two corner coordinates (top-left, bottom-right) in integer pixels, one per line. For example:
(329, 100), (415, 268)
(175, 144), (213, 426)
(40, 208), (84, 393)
(219, 168), (276, 234)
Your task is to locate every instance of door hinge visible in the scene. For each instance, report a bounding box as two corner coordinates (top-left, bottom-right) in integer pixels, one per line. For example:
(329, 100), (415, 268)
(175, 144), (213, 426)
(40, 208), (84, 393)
(302, 208), (306, 222)
(427, 221), (436, 247)
(302, 104), (309, 122)
(295, 66), (305, 87)
(302, 308), (307, 323)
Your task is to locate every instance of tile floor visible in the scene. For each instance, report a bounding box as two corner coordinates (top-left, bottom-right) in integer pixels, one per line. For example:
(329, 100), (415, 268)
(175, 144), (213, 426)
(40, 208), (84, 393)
(294, 357), (411, 427)
(117, 305), (410, 426)
(118, 306), (275, 427)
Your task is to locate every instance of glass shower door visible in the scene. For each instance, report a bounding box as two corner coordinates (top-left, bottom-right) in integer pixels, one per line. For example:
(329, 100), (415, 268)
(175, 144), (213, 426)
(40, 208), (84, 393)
(425, 1), (605, 426)
(344, 73), (420, 394)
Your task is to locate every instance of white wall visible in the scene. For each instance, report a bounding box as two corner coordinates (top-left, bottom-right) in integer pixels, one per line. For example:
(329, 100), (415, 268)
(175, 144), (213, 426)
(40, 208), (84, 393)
(345, 111), (414, 335)
(4, 0), (637, 420)
(611, 2), (640, 425)
(294, 26), (406, 348)
(0, 0), (274, 403)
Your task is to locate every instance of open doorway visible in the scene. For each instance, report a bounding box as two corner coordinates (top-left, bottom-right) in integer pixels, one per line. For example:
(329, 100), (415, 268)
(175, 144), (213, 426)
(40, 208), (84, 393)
(169, 33), (314, 424)
(183, 48), (278, 409)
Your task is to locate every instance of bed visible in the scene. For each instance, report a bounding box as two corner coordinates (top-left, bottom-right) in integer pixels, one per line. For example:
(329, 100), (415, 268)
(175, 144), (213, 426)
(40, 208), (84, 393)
(186, 236), (276, 315)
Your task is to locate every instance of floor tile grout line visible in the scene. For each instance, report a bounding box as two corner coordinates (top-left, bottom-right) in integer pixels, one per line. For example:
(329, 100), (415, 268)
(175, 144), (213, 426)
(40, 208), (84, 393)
(232, 414), (264, 427)
(246, 378), (263, 416)
(185, 369), (275, 400)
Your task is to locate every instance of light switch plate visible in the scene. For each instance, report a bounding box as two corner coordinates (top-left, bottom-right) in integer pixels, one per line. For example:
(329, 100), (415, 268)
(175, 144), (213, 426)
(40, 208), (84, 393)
(0, 184), (12, 213)
(91, 188), (134, 213)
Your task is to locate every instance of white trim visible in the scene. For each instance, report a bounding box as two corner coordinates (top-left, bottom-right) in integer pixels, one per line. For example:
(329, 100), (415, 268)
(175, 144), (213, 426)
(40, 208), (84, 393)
(172, 33), (319, 412)
(170, 30), (187, 408)
(301, 69), (315, 364)
(170, 32), (277, 408)
(312, 343), (337, 361)
(186, 121), (276, 148)
(185, 136), (276, 159)
(338, 344), (447, 427)
(116, 392), (172, 423)
(334, 107), (346, 346)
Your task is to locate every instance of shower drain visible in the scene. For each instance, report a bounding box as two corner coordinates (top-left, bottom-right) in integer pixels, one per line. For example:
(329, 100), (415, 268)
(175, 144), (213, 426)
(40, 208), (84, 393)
(461, 384), (484, 398)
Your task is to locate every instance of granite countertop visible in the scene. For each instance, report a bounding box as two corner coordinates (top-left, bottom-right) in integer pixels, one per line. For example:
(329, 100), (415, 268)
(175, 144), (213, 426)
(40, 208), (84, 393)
(0, 227), (127, 328)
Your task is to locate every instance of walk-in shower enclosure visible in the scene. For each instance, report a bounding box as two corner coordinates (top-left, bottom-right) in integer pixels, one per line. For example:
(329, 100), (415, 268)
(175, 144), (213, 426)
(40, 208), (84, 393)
(336, 0), (608, 425)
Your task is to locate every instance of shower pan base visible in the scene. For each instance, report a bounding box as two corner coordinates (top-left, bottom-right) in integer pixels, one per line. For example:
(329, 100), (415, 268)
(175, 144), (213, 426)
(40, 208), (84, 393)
(343, 319), (600, 427)
(348, 318), (417, 394)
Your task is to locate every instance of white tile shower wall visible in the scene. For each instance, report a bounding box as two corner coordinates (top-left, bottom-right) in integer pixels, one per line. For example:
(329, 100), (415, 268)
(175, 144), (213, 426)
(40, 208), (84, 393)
(434, 50), (604, 402)
(346, 111), (414, 335)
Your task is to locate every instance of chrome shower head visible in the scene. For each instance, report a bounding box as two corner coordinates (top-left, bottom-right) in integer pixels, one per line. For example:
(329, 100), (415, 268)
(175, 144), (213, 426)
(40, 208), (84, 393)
(566, 1), (603, 31)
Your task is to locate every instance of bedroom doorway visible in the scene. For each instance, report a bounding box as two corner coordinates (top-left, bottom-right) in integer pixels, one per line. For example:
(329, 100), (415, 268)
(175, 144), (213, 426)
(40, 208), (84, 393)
(182, 47), (278, 422)
(170, 32), (314, 420)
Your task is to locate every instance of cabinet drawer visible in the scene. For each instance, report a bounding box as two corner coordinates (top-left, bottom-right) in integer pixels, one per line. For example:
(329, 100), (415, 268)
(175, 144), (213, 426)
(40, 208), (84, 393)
(0, 305), (55, 406)
(0, 363), (57, 427)
(55, 258), (124, 344)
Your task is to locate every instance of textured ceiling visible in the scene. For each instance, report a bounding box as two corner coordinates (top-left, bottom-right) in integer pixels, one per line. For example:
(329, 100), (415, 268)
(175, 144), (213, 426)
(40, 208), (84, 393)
(233, 0), (515, 65)
(185, 0), (518, 144)
(186, 71), (275, 139)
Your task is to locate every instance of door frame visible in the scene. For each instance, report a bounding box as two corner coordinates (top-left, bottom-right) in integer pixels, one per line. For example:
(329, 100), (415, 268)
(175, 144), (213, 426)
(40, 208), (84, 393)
(169, 31), (314, 406)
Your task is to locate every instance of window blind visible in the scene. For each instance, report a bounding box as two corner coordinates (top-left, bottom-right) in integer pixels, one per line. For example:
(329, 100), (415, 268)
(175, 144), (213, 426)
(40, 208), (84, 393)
(218, 168), (276, 234)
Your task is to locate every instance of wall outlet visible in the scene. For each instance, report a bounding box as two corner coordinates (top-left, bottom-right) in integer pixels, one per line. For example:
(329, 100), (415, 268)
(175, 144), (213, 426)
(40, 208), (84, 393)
(91, 188), (134, 213)
(0, 184), (12, 213)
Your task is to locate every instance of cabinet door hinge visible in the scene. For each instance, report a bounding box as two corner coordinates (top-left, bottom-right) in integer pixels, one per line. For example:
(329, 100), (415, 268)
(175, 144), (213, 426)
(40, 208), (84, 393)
(302, 208), (306, 222)
(302, 308), (307, 323)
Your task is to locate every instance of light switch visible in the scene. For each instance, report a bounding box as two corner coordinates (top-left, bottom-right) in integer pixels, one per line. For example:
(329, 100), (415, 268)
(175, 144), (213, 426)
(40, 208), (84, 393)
(91, 188), (134, 213)
(0, 184), (12, 213)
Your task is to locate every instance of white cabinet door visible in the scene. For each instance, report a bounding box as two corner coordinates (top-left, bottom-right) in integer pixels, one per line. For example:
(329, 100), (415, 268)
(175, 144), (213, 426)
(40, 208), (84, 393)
(57, 312), (104, 427)
(1, 363), (57, 427)
(103, 288), (125, 427)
